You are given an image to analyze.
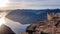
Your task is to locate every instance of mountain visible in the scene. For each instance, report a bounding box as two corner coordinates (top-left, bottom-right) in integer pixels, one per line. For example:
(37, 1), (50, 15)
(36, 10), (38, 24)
(0, 24), (15, 34)
(6, 9), (60, 24)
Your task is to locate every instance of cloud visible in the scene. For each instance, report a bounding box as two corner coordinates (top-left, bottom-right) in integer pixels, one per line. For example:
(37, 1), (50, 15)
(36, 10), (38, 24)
(5, 18), (30, 34)
(10, 0), (46, 2)
(4, 0), (60, 9)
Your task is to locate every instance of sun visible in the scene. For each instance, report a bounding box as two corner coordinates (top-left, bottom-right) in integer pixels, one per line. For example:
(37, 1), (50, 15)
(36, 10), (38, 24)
(0, 0), (9, 7)
(0, 17), (5, 26)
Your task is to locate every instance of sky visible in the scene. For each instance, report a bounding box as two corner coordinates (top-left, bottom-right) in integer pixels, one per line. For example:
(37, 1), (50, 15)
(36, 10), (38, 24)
(0, 0), (60, 10)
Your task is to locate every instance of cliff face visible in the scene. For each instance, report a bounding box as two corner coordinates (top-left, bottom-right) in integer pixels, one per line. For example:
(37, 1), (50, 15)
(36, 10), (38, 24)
(26, 13), (60, 34)
(0, 24), (15, 34)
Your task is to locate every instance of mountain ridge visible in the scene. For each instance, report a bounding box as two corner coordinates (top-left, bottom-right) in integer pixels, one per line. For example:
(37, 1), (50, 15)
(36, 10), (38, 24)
(6, 9), (60, 24)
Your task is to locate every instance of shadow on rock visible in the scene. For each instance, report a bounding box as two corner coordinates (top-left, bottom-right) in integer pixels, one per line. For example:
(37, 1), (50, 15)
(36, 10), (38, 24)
(0, 24), (15, 34)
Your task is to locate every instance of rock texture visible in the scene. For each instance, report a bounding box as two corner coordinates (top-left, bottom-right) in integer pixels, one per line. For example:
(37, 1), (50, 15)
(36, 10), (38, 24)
(26, 13), (60, 34)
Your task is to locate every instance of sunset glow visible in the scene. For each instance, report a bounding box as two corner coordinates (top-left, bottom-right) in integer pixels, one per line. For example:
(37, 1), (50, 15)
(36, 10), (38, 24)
(0, 0), (9, 7)
(0, 17), (5, 26)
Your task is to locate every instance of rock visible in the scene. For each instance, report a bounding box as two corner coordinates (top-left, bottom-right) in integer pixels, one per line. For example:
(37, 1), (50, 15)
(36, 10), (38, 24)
(0, 24), (15, 34)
